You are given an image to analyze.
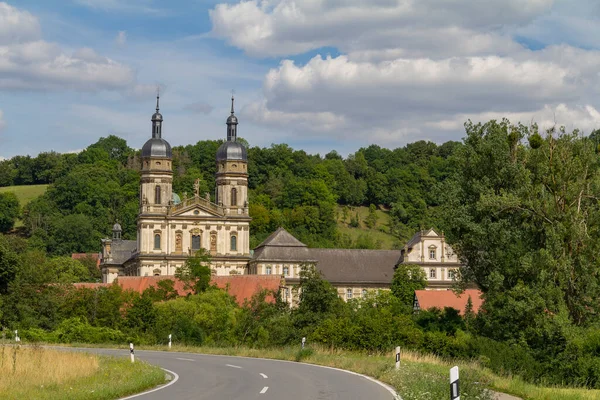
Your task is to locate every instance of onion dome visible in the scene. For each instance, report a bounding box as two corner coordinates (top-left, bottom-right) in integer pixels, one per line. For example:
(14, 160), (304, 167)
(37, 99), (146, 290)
(216, 95), (247, 162)
(141, 94), (172, 158)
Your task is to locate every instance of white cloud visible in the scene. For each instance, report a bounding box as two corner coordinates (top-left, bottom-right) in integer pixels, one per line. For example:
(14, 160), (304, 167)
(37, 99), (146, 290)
(427, 104), (600, 134)
(210, 0), (553, 58)
(0, 2), (40, 45)
(115, 30), (127, 47)
(0, 3), (143, 92)
(211, 1), (600, 148)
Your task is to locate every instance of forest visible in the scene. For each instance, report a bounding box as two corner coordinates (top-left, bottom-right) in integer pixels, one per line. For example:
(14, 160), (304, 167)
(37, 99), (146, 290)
(2, 120), (600, 390)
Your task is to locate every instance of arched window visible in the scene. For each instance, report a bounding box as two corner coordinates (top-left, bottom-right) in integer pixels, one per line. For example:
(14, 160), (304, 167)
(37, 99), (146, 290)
(192, 235), (201, 250)
(429, 268), (436, 279)
(154, 234), (161, 250)
(231, 187), (237, 206)
(230, 235), (237, 251)
(155, 185), (161, 205)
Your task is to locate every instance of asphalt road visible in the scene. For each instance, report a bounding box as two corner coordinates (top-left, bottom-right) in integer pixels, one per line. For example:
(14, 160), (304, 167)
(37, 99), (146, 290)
(63, 347), (398, 400)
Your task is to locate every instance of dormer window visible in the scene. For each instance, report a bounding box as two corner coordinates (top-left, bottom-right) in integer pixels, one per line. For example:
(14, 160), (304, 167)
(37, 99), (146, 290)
(428, 245), (437, 260)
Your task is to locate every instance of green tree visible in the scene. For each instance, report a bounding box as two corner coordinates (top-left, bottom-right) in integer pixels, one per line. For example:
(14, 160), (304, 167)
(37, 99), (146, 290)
(0, 235), (19, 294)
(175, 249), (212, 294)
(390, 264), (427, 306)
(0, 192), (19, 233)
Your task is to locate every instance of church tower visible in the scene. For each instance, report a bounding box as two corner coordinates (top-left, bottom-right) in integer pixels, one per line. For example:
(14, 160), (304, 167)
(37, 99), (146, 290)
(215, 96), (249, 216)
(139, 95), (173, 216)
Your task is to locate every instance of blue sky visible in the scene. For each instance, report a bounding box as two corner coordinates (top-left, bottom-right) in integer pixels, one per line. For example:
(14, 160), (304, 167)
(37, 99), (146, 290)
(1, 0), (600, 159)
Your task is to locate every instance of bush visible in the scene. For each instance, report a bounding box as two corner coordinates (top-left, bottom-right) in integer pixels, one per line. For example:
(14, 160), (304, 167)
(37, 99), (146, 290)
(54, 317), (126, 344)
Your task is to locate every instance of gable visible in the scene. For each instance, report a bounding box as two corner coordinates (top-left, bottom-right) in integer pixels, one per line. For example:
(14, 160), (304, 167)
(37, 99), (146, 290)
(171, 205), (222, 218)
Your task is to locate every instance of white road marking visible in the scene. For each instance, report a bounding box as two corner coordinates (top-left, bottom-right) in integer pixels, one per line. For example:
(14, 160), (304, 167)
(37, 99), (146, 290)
(260, 373), (268, 379)
(226, 364), (242, 369)
(119, 368), (179, 399)
(175, 357), (195, 361)
(260, 386), (269, 394)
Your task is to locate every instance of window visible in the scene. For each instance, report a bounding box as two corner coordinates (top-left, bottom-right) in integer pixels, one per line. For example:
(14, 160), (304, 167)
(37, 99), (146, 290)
(429, 248), (436, 259)
(362, 289), (367, 298)
(230, 235), (237, 251)
(346, 288), (353, 299)
(284, 287), (290, 301)
(283, 266), (289, 276)
(265, 266), (272, 275)
(429, 268), (436, 279)
(192, 235), (201, 250)
(154, 234), (161, 250)
(448, 270), (456, 280)
(231, 187), (237, 206)
(155, 185), (161, 204)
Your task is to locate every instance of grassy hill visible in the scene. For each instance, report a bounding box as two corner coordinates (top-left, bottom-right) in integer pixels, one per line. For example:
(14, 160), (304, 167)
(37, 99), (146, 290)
(336, 205), (400, 250)
(0, 184), (48, 206)
(0, 184), (49, 228)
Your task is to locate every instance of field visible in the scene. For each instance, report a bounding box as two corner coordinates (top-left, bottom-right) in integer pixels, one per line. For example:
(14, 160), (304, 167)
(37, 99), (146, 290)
(0, 345), (165, 400)
(336, 205), (399, 249)
(0, 184), (48, 206)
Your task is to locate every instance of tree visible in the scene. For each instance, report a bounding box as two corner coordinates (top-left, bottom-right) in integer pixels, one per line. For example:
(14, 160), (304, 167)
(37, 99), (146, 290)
(0, 235), (19, 294)
(442, 119), (600, 341)
(0, 192), (19, 233)
(175, 249), (212, 294)
(293, 264), (343, 331)
(390, 264), (426, 306)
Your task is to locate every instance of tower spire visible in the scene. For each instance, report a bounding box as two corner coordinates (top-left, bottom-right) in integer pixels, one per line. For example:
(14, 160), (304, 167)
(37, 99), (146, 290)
(226, 94), (238, 142)
(151, 92), (163, 139)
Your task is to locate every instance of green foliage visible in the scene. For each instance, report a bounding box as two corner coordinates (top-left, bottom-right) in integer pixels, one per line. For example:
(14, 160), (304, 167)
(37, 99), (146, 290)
(390, 264), (426, 306)
(175, 249), (212, 294)
(0, 192), (19, 233)
(0, 235), (18, 294)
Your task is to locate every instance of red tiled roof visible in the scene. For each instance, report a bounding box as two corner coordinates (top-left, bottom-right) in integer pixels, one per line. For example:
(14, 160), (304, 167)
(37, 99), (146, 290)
(414, 289), (483, 315)
(73, 275), (283, 306)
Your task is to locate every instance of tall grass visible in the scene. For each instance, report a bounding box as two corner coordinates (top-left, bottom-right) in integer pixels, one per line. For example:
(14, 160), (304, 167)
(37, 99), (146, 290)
(0, 344), (165, 400)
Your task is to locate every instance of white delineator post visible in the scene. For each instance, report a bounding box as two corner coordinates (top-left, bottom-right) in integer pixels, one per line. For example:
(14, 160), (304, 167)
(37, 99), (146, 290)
(14, 330), (20, 342)
(168, 334), (172, 349)
(301, 337), (306, 349)
(450, 366), (460, 400)
(130, 343), (135, 363)
(395, 346), (400, 369)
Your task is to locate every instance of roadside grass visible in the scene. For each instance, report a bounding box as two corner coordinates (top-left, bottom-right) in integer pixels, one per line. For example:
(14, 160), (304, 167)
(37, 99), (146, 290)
(0, 344), (165, 400)
(336, 205), (399, 249)
(61, 342), (600, 400)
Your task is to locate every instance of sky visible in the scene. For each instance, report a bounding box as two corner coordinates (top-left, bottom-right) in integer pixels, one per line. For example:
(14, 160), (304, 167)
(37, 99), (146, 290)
(1, 0), (600, 159)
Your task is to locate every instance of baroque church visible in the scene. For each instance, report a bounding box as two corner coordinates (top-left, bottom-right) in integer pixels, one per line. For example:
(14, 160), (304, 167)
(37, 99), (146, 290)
(101, 96), (250, 283)
(100, 97), (462, 301)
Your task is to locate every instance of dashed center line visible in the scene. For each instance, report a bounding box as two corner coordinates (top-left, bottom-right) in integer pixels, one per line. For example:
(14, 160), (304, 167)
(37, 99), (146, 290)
(175, 357), (195, 361)
(260, 373), (268, 379)
(226, 364), (242, 369)
(260, 386), (269, 394)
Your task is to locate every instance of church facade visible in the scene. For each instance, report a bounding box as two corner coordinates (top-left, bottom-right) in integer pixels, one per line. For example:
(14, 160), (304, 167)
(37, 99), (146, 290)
(101, 96), (251, 283)
(100, 97), (463, 299)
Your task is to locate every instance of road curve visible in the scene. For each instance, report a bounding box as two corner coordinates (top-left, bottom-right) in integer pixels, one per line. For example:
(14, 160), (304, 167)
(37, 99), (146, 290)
(64, 347), (398, 400)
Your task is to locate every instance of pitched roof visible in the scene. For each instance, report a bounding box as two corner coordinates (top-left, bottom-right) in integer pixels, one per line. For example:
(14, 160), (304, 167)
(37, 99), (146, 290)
(212, 275), (282, 305)
(414, 289), (483, 315)
(252, 227), (315, 262)
(406, 228), (441, 248)
(255, 227), (308, 248)
(73, 275), (283, 306)
(104, 240), (137, 265)
(309, 248), (401, 284)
